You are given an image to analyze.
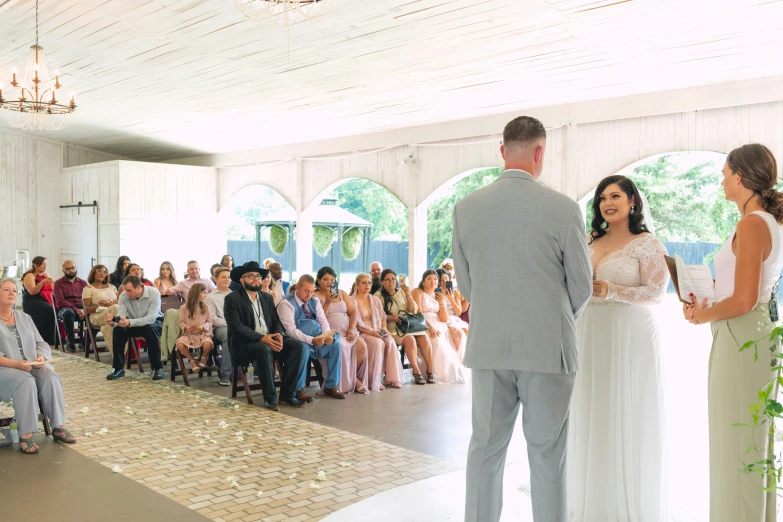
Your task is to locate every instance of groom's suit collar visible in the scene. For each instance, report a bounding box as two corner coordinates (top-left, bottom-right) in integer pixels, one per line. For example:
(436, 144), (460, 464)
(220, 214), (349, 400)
(499, 169), (535, 182)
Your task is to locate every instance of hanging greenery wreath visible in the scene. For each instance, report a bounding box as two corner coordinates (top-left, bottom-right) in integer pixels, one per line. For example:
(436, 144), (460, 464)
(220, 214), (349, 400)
(341, 227), (364, 261)
(313, 225), (335, 257)
(268, 225), (288, 255)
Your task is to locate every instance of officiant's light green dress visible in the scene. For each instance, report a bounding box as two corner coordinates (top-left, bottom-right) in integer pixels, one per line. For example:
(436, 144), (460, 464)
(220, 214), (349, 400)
(710, 210), (780, 522)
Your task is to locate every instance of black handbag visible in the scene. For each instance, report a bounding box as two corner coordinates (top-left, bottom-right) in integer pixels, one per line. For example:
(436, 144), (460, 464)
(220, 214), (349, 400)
(398, 311), (429, 335)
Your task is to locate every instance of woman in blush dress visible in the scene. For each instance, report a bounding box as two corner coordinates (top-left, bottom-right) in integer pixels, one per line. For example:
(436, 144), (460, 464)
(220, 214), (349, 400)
(436, 268), (469, 336)
(175, 283), (216, 371)
(412, 270), (465, 384)
(154, 261), (178, 296)
(567, 175), (668, 522)
(352, 273), (404, 389)
(314, 267), (369, 394)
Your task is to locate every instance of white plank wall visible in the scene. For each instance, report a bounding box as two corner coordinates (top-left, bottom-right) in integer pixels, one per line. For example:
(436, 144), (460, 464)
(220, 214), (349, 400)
(0, 129), (117, 272)
(117, 162), (221, 281)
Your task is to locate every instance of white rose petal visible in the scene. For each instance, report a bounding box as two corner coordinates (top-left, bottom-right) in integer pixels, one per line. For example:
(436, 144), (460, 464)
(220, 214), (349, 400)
(111, 465), (123, 473)
(97, 428), (109, 435)
(219, 454), (228, 460)
(78, 407), (89, 414)
(162, 448), (172, 453)
(309, 482), (320, 489)
(192, 431), (202, 436)
(244, 450), (252, 456)
(316, 470), (326, 482)
(236, 436), (244, 442)
(289, 473), (297, 480)
(199, 440), (206, 445)
(136, 452), (149, 459)
(257, 490), (263, 497)
(256, 433), (263, 438)
(204, 420), (210, 425)
(124, 406), (132, 410)
(265, 419), (271, 424)
(210, 439), (217, 444)
(167, 455), (178, 459)
(231, 481), (239, 489)
(142, 418), (150, 423)
(235, 431), (243, 436)
(233, 404), (239, 409)
(83, 431), (92, 437)
(339, 462), (351, 468)
(226, 475), (237, 482)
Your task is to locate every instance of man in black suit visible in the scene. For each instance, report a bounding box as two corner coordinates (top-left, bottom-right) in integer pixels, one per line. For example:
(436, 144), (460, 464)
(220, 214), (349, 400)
(224, 261), (309, 410)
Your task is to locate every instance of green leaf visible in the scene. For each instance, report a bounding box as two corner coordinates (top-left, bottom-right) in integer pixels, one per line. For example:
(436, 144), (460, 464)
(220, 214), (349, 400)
(739, 340), (756, 352)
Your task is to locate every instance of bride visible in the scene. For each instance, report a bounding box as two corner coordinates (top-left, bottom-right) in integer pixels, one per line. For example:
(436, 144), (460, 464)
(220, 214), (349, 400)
(567, 175), (669, 521)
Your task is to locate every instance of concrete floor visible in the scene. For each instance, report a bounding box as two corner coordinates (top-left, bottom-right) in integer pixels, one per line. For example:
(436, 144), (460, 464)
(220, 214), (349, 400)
(2, 436), (211, 522)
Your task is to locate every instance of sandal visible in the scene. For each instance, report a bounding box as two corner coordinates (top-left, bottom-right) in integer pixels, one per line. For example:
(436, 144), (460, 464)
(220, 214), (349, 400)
(413, 373), (427, 385)
(53, 428), (77, 444)
(384, 382), (402, 389)
(19, 435), (39, 454)
(355, 385), (368, 394)
(426, 372), (435, 384)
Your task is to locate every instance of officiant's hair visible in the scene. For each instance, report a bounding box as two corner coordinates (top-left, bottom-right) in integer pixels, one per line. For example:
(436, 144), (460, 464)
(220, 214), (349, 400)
(726, 144), (783, 223)
(589, 175), (650, 243)
(503, 116), (546, 148)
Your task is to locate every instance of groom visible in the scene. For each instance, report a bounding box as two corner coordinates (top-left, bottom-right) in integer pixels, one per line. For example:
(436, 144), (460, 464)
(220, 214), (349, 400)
(453, 116), (592, 522)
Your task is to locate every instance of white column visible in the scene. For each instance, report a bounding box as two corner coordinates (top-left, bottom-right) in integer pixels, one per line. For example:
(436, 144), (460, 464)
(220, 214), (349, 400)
(409, 204), (428, 282)
(294, 160), (313, 277)
(562, 123), (580, 201)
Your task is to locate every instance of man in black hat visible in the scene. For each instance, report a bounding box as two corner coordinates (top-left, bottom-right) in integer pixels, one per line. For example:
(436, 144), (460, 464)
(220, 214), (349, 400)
(223, 261), (309, 410)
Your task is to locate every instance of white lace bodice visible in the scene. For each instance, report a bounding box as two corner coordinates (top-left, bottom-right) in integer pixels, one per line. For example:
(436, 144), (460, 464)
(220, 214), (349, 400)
(590, 234), (669, 306)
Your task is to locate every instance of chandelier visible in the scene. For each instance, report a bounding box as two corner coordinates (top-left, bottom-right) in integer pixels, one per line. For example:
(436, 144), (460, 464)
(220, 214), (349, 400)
(235, 0), (333, 27)
(0, 0), (76, 131)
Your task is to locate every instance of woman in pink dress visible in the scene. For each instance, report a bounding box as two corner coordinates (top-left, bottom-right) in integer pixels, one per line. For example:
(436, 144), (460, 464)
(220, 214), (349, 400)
(412, 270), (465, 384)
(175, 283), (216, 371)
(436, 268), (470, 336)
(352, 273), (405, 389)
(154, 261), (177, 296)
(314, 267), (369, 394)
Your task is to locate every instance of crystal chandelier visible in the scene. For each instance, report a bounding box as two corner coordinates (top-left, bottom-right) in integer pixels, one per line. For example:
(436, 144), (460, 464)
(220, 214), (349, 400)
(0, 0), (76, 131)
(235, 0), (333, 27)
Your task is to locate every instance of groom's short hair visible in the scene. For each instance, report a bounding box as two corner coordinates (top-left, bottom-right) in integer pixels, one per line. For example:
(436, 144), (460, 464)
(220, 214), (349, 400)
(503, 116), (546, 149)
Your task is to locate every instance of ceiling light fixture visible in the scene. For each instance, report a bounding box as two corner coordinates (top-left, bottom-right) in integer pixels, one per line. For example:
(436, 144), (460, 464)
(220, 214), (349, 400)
(235, 0), (332, 27)
(0, 0), (76, 131)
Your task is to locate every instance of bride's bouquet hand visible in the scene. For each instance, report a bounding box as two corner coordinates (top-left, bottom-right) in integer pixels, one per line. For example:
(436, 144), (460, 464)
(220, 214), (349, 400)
(592, 280), (609, 299)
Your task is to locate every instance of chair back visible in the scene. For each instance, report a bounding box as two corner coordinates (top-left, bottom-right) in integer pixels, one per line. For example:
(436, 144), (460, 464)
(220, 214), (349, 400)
(160, 295), (183, 313)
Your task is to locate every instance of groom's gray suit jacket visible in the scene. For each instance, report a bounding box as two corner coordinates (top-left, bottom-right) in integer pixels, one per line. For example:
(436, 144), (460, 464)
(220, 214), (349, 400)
(452, 169), (592, 374)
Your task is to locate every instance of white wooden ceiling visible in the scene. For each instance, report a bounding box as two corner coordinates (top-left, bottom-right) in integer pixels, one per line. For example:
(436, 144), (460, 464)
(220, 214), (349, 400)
(1, 0), (782, 161)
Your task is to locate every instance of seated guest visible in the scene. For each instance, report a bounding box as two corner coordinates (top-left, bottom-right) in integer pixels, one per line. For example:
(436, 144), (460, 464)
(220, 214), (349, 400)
(0, 278), (76, 454)
(369, 262), (383, 295)
(377, 269), (434, 385)
(278, 275), (345, 400)
(412, 270), (465, 384)
(175, 283), (216, 372)
(118, 264), (153, 295)
(154, 261), (178, 296)
(224, 262), (308, 410)
(110, 256), (131, 288)
(21, 256), (56, 346)
(220, 255), (241, 292)
(436, 268), (469, 336)
(209, 264), (222, 286)
(53, 260), (88, 352)
(352, 273), (404, 389)
(268, 262), (289, 306)
(206, 268), (232, 386)
(314, 267), (368, 394)
(105, 276), (165, 381)
(261, 271), (273, 295)
(82, 265), (119, 354)
(170, 261), (214, 298)
(440, 258), (458, 290)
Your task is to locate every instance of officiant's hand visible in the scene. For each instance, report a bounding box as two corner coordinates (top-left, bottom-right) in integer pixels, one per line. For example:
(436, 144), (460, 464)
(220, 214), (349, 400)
(687, 294), (709, 324)
(592, 280), (609, 299)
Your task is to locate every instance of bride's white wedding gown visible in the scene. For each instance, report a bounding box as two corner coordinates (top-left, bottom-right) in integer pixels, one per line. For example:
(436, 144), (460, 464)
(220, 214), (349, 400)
(567, 233), (669, 522)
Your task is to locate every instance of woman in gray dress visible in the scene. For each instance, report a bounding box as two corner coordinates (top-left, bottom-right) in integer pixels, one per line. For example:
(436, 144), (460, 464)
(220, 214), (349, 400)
(0, 278), (75, 454)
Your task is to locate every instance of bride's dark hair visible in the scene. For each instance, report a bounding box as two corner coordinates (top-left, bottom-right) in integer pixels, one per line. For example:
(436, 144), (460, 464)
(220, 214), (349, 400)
(589, 175), (650, 244)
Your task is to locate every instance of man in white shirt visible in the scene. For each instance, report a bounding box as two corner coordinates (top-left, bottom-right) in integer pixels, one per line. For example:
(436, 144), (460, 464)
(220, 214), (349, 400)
(206, 267), (232, 386)
(170, 261), (213, 297)
(268, 262), (289, 306)
(277, 274), (344, 400)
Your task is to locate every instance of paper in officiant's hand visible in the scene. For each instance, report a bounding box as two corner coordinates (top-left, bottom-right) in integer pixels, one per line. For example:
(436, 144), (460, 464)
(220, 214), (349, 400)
(664, 254), (715, 305)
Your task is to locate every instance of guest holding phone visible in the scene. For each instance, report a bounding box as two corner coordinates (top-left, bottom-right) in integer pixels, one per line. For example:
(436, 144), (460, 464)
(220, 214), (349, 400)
(314, 267), (369, 394)
(352, 273), (404, 389)
(436, 268), (469, 336)
(377, 269), (434, 385)
(21, 256), (56, 345)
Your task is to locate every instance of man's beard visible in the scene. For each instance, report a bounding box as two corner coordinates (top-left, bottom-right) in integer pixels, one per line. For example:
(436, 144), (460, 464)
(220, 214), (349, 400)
(244, 282), (262, 292)
(371, 276), (380, 284)
(66, 272), (77, 280)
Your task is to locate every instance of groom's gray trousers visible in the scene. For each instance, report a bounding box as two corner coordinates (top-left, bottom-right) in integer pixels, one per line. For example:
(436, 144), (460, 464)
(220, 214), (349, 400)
(465, 369), (575, 522)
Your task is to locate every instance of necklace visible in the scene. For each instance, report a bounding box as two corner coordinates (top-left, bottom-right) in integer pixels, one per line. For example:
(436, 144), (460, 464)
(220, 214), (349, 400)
(0, 311), (13, 321)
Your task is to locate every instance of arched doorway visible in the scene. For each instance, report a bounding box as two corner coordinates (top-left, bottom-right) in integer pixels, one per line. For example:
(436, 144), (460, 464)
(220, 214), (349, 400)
(218, 184), (295, 271)
(304, 178), (409, 286)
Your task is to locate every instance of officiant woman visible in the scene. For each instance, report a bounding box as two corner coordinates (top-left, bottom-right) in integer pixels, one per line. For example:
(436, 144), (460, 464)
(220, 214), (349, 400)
(0, 278), (75, 454)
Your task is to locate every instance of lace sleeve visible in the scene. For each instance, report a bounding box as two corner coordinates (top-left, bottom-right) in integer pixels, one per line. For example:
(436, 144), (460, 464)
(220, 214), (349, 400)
(606, 236), (669, 305)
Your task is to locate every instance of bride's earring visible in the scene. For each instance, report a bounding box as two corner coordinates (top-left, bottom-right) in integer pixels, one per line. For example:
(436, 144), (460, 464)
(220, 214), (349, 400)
(630, 206), (636, 215)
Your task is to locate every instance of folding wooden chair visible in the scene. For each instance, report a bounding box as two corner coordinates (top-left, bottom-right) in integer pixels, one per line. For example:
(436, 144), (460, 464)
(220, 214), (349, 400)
(0, 398), (52, 436)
